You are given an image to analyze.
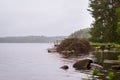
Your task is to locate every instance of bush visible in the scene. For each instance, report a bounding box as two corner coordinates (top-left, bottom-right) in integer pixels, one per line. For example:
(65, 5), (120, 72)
(56, 38), (92, 55)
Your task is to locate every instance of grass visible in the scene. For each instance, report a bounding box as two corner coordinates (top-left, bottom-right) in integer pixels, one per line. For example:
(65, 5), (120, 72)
(90, 42), (120, 52)
(90, 42), (120, 47)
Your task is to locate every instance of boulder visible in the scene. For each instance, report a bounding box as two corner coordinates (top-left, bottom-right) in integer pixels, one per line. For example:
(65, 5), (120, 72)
(60, 65), (69, 70)
(73, 59), (93, 70)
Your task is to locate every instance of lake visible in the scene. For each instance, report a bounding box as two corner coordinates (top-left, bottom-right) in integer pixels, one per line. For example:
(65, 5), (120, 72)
(0, 43), (87, 80)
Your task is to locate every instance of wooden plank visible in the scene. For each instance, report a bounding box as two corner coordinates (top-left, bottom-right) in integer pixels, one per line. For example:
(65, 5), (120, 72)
(104, 60), (120, 64)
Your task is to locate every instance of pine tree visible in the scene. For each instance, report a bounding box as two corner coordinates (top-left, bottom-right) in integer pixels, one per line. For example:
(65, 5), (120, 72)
(116, 2), (120, 35)
(88, 0), (120, 43)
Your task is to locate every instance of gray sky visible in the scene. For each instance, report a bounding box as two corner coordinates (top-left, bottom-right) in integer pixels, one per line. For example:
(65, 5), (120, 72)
(0, 0), (93, 37)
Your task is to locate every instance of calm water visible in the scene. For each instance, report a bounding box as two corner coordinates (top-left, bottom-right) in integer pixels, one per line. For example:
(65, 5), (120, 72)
(0, 43), (87, 80)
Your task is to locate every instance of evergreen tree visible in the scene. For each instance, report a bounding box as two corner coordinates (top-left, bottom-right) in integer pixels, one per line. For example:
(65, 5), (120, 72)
(88, 0), (120, 43)
(116, 3), (120, 35)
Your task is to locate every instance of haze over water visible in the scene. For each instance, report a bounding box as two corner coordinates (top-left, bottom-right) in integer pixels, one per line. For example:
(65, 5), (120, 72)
(0, 0), (93, 37)
(0, 43), (87, 80)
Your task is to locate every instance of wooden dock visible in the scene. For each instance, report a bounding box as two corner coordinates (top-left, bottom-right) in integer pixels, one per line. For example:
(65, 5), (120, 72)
(104, 60), (120, 64)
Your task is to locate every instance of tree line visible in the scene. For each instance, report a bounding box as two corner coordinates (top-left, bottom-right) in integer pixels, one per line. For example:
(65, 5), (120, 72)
(88, 0), (120, 43)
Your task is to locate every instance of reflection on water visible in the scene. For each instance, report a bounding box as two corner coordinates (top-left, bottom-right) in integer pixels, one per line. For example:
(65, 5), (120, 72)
(0, 43), (87, 80)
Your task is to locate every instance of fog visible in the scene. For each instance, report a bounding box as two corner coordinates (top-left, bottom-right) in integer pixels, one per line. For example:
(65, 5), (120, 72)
(0, 0), (93, 37)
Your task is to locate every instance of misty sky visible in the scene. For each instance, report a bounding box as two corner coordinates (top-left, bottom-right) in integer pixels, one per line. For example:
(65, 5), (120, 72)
(0, 0), (93, 37)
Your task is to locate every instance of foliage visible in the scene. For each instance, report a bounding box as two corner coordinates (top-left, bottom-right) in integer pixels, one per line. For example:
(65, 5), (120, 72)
(90, 42), (120, 47)
(116, 22), (120, 34)
(88, 0), (120, 43)
(118, 55), (120, 61)
(90, 42), (115, 47)
(116, 8), (120, 34)
(90, 42), (120, 52)
(82, 69), (100, 80)
(107, 71), (115, 80)
(92, 69), (99, 76)
(82, 70), (116, 80)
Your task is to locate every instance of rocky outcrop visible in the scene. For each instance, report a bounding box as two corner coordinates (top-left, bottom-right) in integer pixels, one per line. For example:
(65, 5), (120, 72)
(73, 58), (103, 70)
(73, 59), (93, 70)
(56, 38), (92, 56)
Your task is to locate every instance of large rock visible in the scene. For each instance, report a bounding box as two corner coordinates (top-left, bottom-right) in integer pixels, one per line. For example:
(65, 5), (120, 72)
(60, 65), (69, 70)
(73, 59), (93, 70)
(56, 38), (92, 56)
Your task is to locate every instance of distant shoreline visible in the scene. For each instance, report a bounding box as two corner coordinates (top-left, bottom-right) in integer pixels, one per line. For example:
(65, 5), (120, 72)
(0, 36), (66, 43)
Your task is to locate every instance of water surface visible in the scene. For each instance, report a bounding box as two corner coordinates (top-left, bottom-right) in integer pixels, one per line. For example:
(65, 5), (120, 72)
(0, 43), (87, 80)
